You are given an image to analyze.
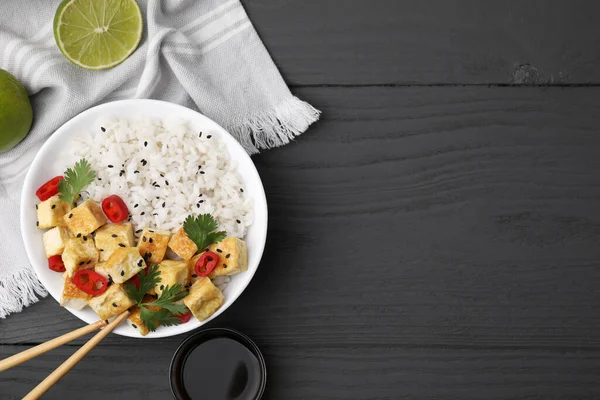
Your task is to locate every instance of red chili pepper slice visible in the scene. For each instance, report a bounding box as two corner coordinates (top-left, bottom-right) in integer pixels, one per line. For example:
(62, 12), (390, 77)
(101, 195), (129, 223)
(73, 269), (108, 296)
(194, 251), (220, 277)
(127, 266), (148, 290)
(48, 255), (66, 273)
(36, 176), (64, 201)
(174, 310), (192, 324)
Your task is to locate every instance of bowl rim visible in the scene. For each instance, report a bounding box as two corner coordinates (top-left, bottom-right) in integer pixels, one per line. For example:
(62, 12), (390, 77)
(169, 327), (267, 400)
(20, 99), (268, 338)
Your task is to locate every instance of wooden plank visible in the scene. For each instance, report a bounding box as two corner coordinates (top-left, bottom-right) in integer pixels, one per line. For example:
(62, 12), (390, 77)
(2, 86), (600, 353)
(1, 344), (599, 399)
(242, 0), (600, 85)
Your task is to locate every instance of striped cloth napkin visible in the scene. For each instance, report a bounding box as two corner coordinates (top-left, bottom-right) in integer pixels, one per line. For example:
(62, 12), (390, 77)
(0, 0), (320, 318)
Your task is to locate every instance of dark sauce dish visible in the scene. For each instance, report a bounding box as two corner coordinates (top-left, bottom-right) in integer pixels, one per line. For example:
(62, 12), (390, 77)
(170, 328), (267, 400)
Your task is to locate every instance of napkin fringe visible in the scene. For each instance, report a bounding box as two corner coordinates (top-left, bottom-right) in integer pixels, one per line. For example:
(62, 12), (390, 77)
(230, 96), (321, 154)
(0, 267), (47, 318)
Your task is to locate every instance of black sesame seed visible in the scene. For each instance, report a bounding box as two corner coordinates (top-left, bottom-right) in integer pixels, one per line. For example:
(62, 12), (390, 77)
(119, 171), (125, 177)
(35, 204), (38, 210)
(140, 212), (145, 216)
(119, 243), (126, 247)
(132, 324), (137, 329)
(134, 204), (138, 208)
(108, 165), (113, 168)
(226, 254), (231, 258)
(120, 270), (125, 276)
(223, 264), (227, 269)
(138, 260), (143, 267)
(199, 132), (202, 138)
(98, 177), (102, 180)
(191, 274), (197, 278)
(36, 221), (39, 226)
(141, 159), (147, 166)
(200, 171), (205, 175)
(155, 184), (160, 188)
(77, 233), (82, 238)
(91, 231), (96, 237)
(51, 204), (56, 209)
(199, 193), (203, 197)
(112, 303), (118, 307)
(197, 203), (200, 208)
(160, 285), (164, 290)
(111, 234), (117, 238)
(69, 214), (73, 218)
(207, 257), (213, 262)
(149, 230), (154, 233)
(165, 180), (169, 186)
(101, 127), (106, 132)
(134, 170), (139, 174)
(236, 219), (241, 224)
(86, 260), (91, 264)
(136, 229), (142, 233)
(160, 173), (164, 177)
(79, 261), (84, 266)
(143, 237), (147, 242)
(83, 236), (88, 241)
(144, 141), (148, 147)
(99, 249), (104, 252)
(207, 135), (212, 139)
(149, 238), (153, 243)
(216, 249), (222, 253)
(162, 202), (166, 208)
(240, 188), (244, 193)
(199, 200), (204, 203)
(153, 213), (158, 216)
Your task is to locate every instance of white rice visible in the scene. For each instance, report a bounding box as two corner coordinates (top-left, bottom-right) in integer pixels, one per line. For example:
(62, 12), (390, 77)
(65, 116), (253, 240)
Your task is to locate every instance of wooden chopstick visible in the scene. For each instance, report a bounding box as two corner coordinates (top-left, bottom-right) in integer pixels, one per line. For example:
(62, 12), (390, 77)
(22, 311), (130, 400)
(0, 318), (108, 372)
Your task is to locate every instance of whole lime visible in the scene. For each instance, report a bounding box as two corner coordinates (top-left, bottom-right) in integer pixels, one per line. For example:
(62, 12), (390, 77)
(0, 69), (33, 153)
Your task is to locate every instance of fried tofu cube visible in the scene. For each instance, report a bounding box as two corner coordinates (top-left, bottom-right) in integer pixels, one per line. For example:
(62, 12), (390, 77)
(64, 199), (107, 236)
(128, 295), (160, 336)
(209, 237), (248, 278)
(156, 260), (189, 297)
(94, 262), (110, 280)
(137, 229), (171, 264)
(183, 277), (224, 322)
(95, 223), (135, 262)
(106, 247), (146, 284)
(62, 236), (99, 277)
(42, 226), (71, 257)
(88, 283), (135, 320)
(168, 228), (198, 261)
(37, 195), (72, 229)
(60, 273), (91, 310)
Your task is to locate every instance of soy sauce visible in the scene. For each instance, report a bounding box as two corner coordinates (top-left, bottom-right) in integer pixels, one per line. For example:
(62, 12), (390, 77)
(170, 329), (266, 400)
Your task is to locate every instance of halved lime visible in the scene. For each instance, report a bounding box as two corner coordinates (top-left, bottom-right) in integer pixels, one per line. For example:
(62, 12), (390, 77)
(54, 0), (143, 70)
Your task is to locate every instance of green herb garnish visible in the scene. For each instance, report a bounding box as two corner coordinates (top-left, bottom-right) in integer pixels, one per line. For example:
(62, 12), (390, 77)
(58, 158), (96, 204)
(125, 265), (189, 332)
(183, 214), (227, 251)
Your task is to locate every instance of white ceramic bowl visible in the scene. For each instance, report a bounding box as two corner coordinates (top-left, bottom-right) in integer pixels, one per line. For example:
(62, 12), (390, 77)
(20, 99), (268, 338)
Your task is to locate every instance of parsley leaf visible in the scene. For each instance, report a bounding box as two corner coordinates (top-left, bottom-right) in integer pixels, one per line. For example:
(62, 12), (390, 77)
(125, 264), (161, 304)
(125, 266), (189, 332)
(183, 214), (227, 251)
(144, 284), (188, 315)
(58, 159), (96, 204)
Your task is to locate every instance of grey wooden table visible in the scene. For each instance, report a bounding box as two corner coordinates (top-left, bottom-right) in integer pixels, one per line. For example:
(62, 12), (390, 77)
(2, 1), (600, 399)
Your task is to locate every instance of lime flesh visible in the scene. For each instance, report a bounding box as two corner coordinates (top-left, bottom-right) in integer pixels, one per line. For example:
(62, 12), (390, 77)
(0, 69), (33, 153)
(54, 0), (143, 70)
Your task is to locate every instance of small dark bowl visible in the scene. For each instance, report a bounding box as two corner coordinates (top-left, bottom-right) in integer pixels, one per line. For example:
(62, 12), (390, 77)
(170, 328), (267, 400)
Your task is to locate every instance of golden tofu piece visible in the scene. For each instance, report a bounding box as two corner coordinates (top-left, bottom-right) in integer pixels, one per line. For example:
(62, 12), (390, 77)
(62, 236), (99, 277)
(155, 260), (189, 297)
(128, 295), (160, 336)
(208, 237), (248, 278)
(60, 273), (91, 310)
(94, 223), (135, 262)
(37, 195), (72, 229)
(137, 229), (171, 264)
(42, 226), (71, 257)
(88, 283), (135, 320)
(94, 262), (110, 280)
(64, 199), (107, 236)
(183, 277), (224, 322)
(106, 247), (146, 284)
(168, 228), (198, 261)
